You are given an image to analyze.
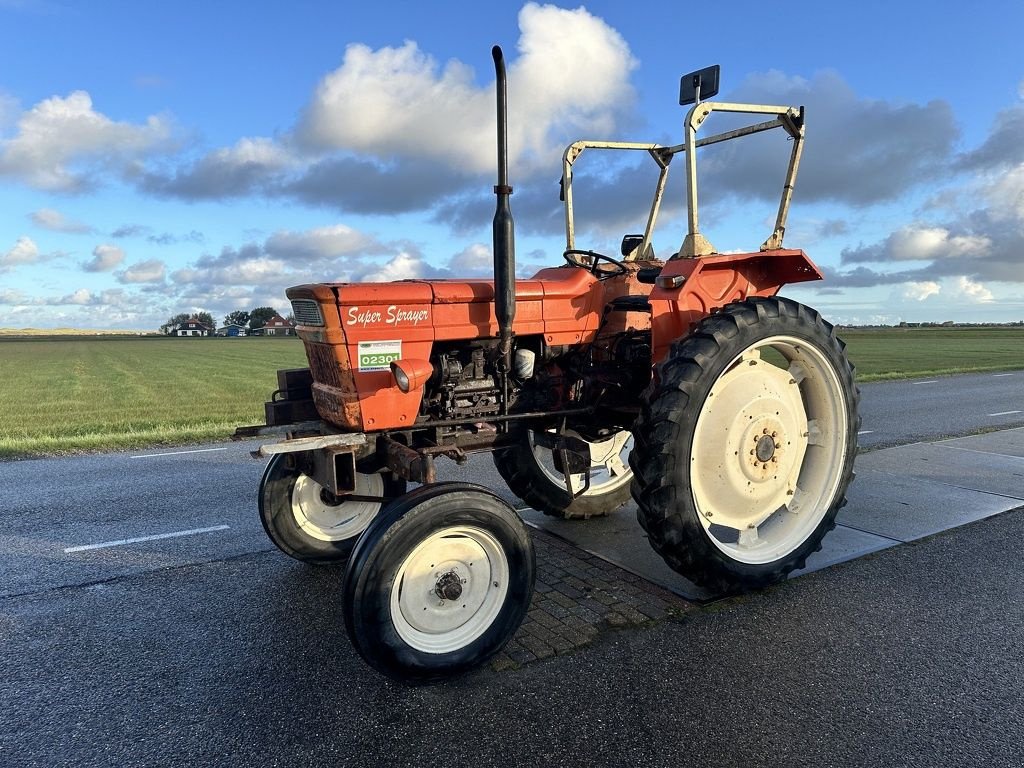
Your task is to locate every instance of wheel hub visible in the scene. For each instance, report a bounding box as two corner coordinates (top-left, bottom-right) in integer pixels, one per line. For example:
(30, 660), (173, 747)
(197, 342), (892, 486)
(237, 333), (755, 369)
(739, 416), (789, 484)
(755, 435), (776, 463)
(434, 571), (464, 601)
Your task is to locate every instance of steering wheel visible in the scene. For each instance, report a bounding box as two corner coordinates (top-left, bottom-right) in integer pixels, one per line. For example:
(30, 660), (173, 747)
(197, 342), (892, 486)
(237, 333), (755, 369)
(562, 249), (628, 278)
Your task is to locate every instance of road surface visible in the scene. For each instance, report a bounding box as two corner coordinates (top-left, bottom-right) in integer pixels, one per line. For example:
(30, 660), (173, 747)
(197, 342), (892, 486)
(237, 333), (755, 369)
(1, 369), (1021, 766)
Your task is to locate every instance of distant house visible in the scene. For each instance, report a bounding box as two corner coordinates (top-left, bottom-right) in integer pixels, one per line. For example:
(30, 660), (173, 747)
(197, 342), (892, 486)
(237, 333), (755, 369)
(217, 324), (247, 337)
(261, 315), (296, 336)
(173, 318), (212, 337)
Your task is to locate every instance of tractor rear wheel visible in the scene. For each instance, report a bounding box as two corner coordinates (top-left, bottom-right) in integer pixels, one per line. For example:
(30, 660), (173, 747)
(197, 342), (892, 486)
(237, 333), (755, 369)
(343, 483), (534, 683)
(493, 428), (633, 519)
(630, 296), (859, 592)
(259, 453), (405, 566)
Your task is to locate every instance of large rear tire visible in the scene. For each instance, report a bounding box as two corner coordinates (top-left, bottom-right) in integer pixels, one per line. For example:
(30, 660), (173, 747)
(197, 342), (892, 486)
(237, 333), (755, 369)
(630, 297), (859, 592)
(493, 428), (633, 519)
(259, 453), (405, 566)
(343, 483), (535, 683)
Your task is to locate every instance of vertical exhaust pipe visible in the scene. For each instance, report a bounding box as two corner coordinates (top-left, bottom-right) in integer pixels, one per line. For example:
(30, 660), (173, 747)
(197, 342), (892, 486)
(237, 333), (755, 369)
(491, 45), (515, 376)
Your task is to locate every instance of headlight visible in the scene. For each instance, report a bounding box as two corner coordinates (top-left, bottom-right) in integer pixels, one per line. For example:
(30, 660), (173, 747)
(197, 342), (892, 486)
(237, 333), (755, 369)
(390, 359), (433, 393)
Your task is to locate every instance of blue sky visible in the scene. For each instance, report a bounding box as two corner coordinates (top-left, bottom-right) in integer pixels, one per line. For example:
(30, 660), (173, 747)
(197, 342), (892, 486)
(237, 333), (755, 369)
(1, 0), (1022, 329)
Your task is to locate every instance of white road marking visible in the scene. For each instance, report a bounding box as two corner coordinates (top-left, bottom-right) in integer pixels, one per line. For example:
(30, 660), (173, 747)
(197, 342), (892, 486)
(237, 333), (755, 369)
(64, 525), (230, 553)
(993, 373), (1015, 377)
(989, 410), (1022, 417)
(912, 380), (939, 385)
(858, 430), (874, 435)
(130, 447), (230, 459)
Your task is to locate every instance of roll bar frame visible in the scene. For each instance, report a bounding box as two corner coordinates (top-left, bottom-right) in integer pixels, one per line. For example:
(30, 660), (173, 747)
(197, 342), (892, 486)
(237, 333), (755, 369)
(561, 101), (805, 260)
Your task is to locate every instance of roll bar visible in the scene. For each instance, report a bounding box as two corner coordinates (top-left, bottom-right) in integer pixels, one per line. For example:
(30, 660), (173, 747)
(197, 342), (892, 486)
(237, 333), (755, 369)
(561, 100), (805, 259)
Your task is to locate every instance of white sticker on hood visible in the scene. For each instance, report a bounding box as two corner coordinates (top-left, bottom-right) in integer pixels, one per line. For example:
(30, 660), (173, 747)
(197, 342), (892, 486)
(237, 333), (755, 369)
(357, 340), (402, 372)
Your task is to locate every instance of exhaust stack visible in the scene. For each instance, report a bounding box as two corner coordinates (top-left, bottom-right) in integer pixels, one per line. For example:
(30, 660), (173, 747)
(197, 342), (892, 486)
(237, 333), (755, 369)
(491, 45), (515, 375)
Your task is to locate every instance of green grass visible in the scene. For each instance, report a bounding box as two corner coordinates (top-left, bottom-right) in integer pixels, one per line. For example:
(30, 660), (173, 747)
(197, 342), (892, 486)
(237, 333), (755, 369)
(838, 327), (1024, 381)
(0, 337), (306, 458)
(1, 327), (1022, 458)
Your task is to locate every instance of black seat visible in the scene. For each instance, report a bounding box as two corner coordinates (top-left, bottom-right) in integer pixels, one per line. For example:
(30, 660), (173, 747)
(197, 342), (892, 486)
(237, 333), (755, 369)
(607, 295), (652, 313)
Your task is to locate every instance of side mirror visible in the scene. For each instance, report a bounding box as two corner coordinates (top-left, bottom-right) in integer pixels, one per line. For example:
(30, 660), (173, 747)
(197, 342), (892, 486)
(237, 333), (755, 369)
(621, 234), (643, 257)
(621, 234), (654, 260)
(679, 65), (720, 106)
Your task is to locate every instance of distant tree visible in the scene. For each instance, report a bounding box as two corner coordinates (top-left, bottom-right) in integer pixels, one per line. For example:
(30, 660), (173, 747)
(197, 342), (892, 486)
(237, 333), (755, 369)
(249, 306), (278, 330)
(159, 310), (215, 335)
(224, 310), (250, 328)
(159, 312), (192, 335)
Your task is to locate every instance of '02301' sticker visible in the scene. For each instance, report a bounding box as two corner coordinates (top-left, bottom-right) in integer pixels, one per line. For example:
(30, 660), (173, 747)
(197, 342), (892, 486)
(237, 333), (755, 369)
(357, 340), (402, 372)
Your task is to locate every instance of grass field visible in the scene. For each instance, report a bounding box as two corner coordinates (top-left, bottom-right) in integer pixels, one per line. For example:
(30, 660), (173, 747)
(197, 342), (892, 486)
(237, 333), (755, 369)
(0, 337), (306, 458)
(1, 327), (1021, 458)
(838, 327), (1024, 381)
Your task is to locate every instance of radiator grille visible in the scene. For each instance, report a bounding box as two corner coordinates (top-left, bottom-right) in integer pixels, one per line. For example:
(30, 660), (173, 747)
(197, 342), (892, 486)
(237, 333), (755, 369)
(306, 342), (343, 389)
(290, 299), (324, 327)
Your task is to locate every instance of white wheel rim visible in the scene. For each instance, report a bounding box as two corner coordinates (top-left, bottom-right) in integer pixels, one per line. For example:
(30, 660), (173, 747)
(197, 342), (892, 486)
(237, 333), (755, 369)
(690, 335), (849, 565)
(529, 429), (633, 497)
(291, 472), (384, 542)
(389, 526), (510, 655)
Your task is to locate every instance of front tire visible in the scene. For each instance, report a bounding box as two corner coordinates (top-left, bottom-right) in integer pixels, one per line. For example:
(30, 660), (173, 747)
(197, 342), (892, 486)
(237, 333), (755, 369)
(259, 453), (405, 565)
(343, 483), (535, 683)
(493, 428), (633, 519)
(630, 297), (859, 592)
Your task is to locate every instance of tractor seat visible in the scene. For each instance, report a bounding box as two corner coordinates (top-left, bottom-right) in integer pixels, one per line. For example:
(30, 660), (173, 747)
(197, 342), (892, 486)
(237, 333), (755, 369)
(607, 295), (652, 313)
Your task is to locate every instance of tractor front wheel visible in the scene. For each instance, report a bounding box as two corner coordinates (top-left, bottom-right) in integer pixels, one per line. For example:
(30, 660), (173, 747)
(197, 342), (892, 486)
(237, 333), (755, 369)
(342, 483), (535, 683)
(259, 453), (405, 565)
(630, 296), (859, 592)
(493, 428), (633, 519)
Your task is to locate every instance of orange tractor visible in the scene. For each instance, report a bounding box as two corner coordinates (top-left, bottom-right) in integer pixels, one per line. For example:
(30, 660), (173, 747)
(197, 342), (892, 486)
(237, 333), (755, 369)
(241, 47), (858, 681)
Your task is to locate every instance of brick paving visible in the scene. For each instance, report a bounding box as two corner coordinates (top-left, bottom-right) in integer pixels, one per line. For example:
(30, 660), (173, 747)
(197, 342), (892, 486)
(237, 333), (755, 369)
(490, 525), (695, 670)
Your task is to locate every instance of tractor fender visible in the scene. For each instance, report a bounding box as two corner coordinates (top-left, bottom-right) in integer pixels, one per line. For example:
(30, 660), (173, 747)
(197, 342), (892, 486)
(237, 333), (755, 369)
(648, 249), (822, 364)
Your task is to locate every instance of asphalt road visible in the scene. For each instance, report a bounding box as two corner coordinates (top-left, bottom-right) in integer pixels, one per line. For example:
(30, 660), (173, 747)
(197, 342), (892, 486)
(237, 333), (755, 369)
(856, 370), (1023, 449)
(1, 369), (1022, 766)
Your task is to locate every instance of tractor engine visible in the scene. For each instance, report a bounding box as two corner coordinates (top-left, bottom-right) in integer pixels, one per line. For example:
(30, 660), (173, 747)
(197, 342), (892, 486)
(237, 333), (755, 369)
(412, 327), (652, 433)
(421, 343), (505, 422)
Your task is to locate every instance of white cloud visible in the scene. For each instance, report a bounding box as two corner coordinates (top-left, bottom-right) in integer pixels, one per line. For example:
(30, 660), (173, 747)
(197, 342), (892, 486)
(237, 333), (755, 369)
(117, 258), (166, 283)
(901, 281), (941, 301)
(30, 207), (94, 233)
(139, 136), (293, 199)
(844, 225), (991, 264)
(355, 251), (447, 282)
(1, 235), (40, 267)
(448, 243), (492, 276)
(0, 288), (34, 304)
(49, 288), (130, 307)
(215, 136), (291, 168)
(297, 3), (636, 173)
(0, 90), (172, 191)
(59, 288), (93, 305)
(82, 244), (125, 272)
(954, 276), (994, 303)
(264, 224), (380, 261)
(985, 163), (1024, 222)
(889, 226), (991, 261)
(172, 256), (290, 287)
